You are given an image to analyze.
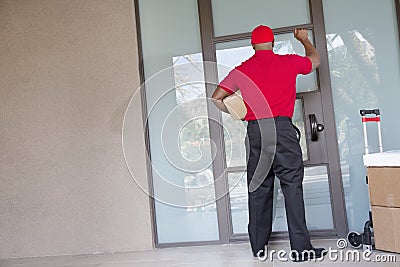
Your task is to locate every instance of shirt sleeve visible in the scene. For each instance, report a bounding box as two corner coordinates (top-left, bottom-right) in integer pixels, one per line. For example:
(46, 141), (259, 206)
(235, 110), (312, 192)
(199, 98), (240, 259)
(218, 68), (241, 94)
(288, 54), (313, 75)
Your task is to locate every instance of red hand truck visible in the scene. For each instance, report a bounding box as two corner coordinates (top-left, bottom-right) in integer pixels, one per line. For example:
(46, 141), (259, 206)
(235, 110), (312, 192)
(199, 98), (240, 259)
(347, 109), (382, 252)
(361, 109), (383, 155)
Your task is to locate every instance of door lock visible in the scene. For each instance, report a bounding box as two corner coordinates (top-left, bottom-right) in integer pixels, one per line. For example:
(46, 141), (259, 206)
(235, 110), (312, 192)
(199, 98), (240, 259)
(309, 114), (324, 141)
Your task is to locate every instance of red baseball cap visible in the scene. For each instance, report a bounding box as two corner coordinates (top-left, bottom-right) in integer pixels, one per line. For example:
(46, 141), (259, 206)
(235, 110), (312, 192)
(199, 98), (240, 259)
(251, 25), (274, 44)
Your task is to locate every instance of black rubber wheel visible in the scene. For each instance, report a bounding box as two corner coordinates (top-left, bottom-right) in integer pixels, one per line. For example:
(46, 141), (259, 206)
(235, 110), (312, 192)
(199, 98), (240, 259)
(347, 231), (362, 248)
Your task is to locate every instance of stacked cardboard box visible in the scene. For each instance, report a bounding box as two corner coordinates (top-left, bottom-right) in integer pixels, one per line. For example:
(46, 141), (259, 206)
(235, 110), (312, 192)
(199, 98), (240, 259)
(367, 166), (400, 253)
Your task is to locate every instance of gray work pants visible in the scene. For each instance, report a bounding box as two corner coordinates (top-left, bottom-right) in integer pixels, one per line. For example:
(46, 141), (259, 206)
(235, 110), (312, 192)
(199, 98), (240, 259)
(245, 116), (312, 254)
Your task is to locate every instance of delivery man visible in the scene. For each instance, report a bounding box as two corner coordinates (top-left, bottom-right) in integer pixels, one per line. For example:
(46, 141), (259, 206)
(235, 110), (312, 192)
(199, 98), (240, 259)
(211, 25), (327, 262)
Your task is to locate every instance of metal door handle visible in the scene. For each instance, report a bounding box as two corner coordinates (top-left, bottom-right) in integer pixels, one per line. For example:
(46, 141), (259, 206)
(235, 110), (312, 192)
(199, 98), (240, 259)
(309, 114), (324, 141)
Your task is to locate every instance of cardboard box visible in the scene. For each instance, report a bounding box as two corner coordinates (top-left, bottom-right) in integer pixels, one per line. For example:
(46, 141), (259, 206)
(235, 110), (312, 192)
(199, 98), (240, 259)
(365, 156), (400, 253)
(367, 167), (400, 207)
(223, 91), (247, 121)
(371, 206), (400, 253)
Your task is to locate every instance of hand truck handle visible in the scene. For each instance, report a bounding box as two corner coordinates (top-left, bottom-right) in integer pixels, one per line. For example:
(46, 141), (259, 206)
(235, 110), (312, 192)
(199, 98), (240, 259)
(360, 109), (380, 116)
(360, 109), (383, 154)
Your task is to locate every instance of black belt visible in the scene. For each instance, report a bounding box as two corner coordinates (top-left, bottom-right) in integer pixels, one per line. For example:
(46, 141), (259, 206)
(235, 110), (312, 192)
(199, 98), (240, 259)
(247, 116), (300, 141)
(247, 116), (291, 125)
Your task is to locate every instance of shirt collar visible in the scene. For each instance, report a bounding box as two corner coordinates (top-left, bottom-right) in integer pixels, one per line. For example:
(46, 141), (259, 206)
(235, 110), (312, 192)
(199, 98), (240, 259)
(255, 50), (274, 56)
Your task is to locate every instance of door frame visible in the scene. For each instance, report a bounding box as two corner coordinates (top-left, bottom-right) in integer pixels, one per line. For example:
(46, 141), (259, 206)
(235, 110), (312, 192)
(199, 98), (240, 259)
(128, 0), (400, 248)
(197, 0), (348, 243)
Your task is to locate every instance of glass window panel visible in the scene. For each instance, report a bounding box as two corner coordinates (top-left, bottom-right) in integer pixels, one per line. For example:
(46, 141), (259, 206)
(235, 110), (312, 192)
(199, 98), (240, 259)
(211, 0), (310, 37)
(228, 171), (248, 234)
(229, 166), (334, 234)
(293, 99), (308, 161)
(216, 32), (318, 94)
(223, 113), (248, 167)
(323, 0), (400, 232)
(138, 0), (219, 243)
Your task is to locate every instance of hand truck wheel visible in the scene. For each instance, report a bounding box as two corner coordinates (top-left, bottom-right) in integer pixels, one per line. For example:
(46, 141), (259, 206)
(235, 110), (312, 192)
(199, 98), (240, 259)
(347, 231), (363, 248)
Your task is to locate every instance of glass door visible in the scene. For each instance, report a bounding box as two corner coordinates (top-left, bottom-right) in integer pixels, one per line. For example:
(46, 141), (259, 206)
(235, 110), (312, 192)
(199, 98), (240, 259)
(198, 0), (348, 242)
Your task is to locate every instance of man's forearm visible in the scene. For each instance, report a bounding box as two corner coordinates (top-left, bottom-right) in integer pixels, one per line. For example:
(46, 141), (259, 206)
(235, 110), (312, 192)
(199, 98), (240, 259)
(211, 86), (231, 113)
(301, 38), (317, 57)
(212, 99), (230, 113)
(300, 38), (321, 70)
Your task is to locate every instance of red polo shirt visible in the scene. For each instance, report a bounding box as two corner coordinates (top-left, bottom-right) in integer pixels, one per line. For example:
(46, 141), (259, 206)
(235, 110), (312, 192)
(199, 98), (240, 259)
(219, 50), (312, 121)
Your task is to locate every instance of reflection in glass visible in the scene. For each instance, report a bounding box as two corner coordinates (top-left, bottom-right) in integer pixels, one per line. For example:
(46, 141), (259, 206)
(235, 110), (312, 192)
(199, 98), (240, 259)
(229, 166), (334, 234)
(149, 58), (220, 243)
(323, 0), (400, 232)
(228, 172), (248, 234)
(222, 113), (247, 167)
(173, 53), (205, 104)
(139, 0), (219, 243)
(293, 99), (308, 161)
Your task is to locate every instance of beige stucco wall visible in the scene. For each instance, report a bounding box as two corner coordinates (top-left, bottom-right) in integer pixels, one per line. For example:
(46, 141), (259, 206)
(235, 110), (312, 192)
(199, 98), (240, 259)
(0, 0), (153, 259)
